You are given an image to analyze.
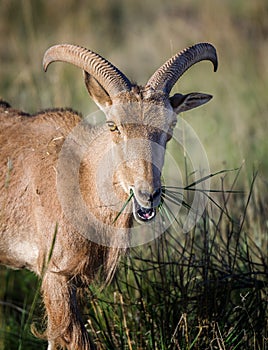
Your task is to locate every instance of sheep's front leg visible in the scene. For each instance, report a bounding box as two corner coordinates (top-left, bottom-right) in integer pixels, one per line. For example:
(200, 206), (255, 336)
(47, 340), (55, 350)
(42, 272), (93, 350)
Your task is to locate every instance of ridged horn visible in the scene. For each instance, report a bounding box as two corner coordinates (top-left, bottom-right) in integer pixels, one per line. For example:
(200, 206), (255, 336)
(146, 43), (218, 95)
(43, 44), (132, 96)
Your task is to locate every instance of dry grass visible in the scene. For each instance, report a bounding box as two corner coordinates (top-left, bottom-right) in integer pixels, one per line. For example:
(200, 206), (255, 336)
(84, 170), (267, 350)
(0, 1), (267, 349)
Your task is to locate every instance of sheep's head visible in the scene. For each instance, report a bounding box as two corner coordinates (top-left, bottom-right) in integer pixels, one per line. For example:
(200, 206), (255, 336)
(43, 43), (218, 225)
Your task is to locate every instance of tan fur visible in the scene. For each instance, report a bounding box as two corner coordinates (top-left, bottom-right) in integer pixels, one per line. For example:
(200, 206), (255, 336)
(0, 43), (216, 349)
(0, 105), (127, 349)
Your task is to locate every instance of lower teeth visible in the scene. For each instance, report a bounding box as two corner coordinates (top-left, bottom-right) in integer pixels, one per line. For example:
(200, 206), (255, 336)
(137, 208), (155, 221)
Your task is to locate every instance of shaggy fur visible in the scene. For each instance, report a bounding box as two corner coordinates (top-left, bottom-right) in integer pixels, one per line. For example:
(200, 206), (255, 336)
(0, 103), (127, 348)
(0, 42), (217, 349)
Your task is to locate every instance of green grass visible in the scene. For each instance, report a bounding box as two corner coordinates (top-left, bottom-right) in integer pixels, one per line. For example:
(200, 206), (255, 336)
(0, 1), (268, 349)
(83, 171), (267, 350)
(1, 171), (266, 349)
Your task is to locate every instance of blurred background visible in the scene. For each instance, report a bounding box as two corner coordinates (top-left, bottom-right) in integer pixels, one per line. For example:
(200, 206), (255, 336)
(0, 1), (267, 348)
(0, 0), (268, 176)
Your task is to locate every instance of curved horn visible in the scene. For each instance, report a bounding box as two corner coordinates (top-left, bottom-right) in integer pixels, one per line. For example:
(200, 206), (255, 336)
(43, 44), (132, 96)
(146, 43), (218, 95)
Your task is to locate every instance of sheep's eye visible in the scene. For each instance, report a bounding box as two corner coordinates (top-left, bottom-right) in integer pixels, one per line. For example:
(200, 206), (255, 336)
(107, 121), (118, 132)
(170, 120), (177, 129)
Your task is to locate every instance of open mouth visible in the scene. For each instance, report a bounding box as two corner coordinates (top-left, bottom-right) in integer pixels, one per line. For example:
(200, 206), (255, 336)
(133, 197), (157, 222)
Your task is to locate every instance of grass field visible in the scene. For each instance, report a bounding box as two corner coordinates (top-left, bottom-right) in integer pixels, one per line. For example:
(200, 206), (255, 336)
(0, 0), (267, 349)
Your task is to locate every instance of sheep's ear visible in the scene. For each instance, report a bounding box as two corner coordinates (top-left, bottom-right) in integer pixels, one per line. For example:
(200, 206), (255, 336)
(84, 71), (112, 110)
(169, 92), (213, 114)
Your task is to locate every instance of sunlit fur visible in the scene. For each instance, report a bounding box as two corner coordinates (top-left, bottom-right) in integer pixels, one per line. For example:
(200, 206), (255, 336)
(0, 43), (217, 349)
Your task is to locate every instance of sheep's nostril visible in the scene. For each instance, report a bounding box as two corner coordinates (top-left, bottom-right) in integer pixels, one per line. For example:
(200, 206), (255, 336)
(151, 188), (162, 206)
(152, 188), (161, 200)
(138, 187), (162, 207)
